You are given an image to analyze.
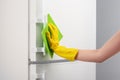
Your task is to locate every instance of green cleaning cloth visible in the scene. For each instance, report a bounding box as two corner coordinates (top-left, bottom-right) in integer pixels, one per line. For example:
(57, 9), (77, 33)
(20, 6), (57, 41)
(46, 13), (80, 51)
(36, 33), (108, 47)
(42, 14), (63, 58)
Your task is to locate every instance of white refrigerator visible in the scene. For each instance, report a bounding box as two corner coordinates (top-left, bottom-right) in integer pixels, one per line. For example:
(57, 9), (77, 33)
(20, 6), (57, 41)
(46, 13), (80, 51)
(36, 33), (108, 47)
(0, 0), (96, 80)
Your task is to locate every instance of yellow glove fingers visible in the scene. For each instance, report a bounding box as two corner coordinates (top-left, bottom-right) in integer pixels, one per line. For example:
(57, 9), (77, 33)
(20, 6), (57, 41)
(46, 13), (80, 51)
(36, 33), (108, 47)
(48, 23), (55, 35)
(46, 31), (52, 43)
(46, 31), (59, 50)
(48, 23), (56, 40)
(50, 23), (58, 32)
(48, 23), (58, 34)
(48, 23), (59, 41)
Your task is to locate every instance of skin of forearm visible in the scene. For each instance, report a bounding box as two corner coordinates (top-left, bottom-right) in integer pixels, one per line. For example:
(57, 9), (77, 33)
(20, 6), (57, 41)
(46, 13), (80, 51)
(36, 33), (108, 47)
(75, 30), (120, 63)
(97, 31), (120, 62)
(75, 49), (100, 62)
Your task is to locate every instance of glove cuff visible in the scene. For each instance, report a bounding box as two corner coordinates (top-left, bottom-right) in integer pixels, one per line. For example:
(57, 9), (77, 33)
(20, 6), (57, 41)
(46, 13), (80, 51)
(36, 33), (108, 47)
(54, 46), (79, 61)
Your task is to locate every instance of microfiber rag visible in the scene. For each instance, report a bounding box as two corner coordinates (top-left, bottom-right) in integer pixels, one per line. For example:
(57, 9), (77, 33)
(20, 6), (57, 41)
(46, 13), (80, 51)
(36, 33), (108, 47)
(42, 14), (63, 58)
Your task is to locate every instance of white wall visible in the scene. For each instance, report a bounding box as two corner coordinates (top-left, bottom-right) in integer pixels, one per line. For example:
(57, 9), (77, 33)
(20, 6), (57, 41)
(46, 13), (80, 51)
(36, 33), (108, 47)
(35, 0), (96, 80)
(96, 0), (120, 80)
(0, 0), (28, 80)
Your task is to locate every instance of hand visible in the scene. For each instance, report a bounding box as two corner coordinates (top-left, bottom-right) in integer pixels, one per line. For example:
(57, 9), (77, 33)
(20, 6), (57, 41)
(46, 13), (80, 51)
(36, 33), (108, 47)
(46, 23), (59, 51)
(46, 23), (78, 61)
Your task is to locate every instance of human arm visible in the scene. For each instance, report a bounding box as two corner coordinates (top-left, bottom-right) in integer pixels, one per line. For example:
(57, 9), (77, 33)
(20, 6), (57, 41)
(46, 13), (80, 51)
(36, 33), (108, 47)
(76, 31), (120, 63)
(46, 23), (120, 62)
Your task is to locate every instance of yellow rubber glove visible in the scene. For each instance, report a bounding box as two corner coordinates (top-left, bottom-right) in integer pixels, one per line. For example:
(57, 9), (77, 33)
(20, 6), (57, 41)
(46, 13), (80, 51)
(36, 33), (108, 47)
(46, 23), (78, 61)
